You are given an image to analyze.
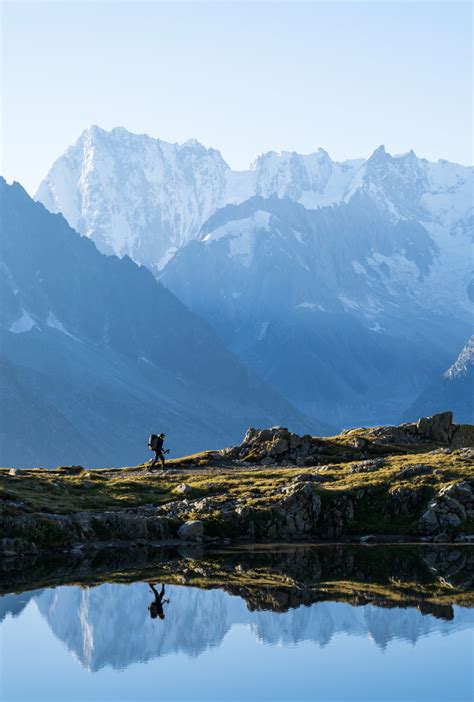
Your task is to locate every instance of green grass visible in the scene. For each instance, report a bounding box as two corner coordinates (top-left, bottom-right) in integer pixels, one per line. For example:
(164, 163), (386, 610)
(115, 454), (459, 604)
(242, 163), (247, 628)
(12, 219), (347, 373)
(1, 445), (472, 539)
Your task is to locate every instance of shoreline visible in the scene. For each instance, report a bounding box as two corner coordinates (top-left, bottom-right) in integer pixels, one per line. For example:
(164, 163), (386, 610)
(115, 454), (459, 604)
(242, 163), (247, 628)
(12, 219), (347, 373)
(2, 415), (473, 561)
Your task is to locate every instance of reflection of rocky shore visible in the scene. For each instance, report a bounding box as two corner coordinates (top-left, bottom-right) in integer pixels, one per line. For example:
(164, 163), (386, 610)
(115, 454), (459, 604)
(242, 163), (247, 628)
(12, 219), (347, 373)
(1, 545), (474, 670)
(2, 545), (474, 606)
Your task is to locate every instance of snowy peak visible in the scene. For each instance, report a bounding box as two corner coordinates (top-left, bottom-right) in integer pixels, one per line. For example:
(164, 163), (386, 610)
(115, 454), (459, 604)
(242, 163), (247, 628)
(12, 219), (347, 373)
(347, 144), (473, 229)
(36, 126), (231, 270)
(444, 335), (474, 380)
(35, 126), (473, 274)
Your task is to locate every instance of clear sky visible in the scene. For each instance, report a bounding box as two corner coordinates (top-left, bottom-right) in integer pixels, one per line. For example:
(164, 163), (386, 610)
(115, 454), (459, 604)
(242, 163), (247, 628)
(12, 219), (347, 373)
(1, 0), (472, 195)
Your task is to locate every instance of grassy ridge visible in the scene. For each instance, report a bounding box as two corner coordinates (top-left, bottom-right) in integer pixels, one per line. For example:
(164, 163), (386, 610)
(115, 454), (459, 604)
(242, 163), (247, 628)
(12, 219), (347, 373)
(1, 439), (473, 538)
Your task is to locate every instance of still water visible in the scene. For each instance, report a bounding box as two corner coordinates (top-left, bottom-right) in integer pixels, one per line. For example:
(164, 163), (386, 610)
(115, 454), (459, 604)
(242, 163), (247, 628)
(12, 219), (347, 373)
(1, 546), (473, 702)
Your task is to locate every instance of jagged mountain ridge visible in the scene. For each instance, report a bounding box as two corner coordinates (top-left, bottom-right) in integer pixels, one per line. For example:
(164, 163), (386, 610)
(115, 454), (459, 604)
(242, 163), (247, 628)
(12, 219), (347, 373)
(36, 126), (473, 283)
(0, 178), (313, 467)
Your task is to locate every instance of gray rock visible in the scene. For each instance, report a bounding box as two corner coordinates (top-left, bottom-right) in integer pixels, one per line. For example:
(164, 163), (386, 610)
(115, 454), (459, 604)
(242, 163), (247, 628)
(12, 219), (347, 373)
(178, 520), (204, 541)
(396, 464), (432, 479)
(416, 411), (454, 443)
(440, 481), (473, 503)
(268, 438), (289, 456)
(418, 506), (440, 533)
(176, 483), (193, 495)
(351, 436), (370, 449)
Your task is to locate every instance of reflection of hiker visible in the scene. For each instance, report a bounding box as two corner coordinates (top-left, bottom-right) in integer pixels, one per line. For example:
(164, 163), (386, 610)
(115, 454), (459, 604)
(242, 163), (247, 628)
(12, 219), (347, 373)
(148, 583), (169, 620)
(148, 432), (169, 470)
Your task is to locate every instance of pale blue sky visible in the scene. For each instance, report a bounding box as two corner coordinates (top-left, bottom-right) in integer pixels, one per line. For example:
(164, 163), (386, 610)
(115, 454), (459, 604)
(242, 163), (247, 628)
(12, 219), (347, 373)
(1, 0), (472, 195)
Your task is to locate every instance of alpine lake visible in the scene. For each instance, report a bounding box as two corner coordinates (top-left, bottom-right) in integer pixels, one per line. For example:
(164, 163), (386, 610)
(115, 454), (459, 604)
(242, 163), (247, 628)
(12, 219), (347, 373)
(1, 544), (473, 702)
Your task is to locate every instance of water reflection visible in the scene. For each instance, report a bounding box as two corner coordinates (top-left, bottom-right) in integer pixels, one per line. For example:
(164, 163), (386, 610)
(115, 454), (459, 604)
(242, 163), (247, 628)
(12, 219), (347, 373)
(22, 581), (470, 672)
(147, 583), (169, 620)
(1, 545), (473, 675)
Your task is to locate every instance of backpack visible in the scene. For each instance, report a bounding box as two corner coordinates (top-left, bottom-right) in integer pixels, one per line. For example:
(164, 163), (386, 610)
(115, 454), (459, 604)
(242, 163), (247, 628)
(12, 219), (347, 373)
(148, 434), (159, 451)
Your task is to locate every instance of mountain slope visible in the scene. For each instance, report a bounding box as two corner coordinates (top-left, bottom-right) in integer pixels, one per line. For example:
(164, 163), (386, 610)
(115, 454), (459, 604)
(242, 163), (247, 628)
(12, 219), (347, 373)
(161, 195), (470, 426)
(0, 178), (313, 468)
(405, 336), (474, 424)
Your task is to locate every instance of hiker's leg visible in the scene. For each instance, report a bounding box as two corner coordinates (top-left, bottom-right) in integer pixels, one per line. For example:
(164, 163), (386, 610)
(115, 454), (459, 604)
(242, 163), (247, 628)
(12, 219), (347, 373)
(160, 452), (165, 470)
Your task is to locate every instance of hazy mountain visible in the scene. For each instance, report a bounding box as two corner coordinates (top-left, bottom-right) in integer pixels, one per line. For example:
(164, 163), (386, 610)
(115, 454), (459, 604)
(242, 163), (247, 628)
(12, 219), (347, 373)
(161, 194), (471, 426)
(0, 178), (312, 468)
(405, 335), (474, 424)
(35, 127), (473, 427)
(36, 126), (473, 288)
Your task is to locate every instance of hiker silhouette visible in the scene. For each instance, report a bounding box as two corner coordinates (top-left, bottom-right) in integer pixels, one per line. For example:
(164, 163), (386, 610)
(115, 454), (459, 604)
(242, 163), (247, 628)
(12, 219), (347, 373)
(148, 583), (169, 620)
(148, 432), (169, 470)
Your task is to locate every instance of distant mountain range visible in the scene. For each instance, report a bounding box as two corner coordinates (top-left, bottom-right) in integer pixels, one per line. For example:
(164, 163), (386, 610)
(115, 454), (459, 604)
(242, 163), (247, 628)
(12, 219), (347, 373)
(0, 178), (312, 468)
(35, 126), (473, 428)
(1, 127), (471, 466)
(36, 127), (473, 285)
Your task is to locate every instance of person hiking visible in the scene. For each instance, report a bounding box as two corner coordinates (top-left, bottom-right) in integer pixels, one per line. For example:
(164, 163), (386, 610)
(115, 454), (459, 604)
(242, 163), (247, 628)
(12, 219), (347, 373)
(147, 583), (169, 620)
(148, 432), (169, 470)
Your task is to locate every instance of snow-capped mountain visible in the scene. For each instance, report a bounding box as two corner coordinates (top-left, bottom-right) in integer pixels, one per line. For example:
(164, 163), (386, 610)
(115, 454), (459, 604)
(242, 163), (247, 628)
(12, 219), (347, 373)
(36, 127), (473, 267)
(445, 335), (474, 381)
(36, 127), (232, 272)
(161, 194), (471, 425)
(35, 126), (473, 427)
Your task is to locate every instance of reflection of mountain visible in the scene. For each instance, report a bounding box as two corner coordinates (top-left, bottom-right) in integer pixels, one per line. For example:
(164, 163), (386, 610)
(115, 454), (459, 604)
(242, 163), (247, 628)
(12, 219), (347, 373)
(0, 590), (39, 623)
(31, 583), (474, 671)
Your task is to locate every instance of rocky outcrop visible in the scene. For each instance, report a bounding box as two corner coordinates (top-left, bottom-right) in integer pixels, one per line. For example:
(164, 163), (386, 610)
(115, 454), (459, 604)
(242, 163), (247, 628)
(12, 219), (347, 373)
(418, 481), (474, 535)
(369, 411), (474, 448)
(219, 414), (474, 469)
(0, 508), (175, 556)
(221, 426), (321, 467)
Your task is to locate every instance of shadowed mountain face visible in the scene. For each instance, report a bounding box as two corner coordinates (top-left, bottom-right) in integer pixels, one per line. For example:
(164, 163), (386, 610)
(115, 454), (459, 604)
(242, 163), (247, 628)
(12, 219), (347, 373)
(2, 545), (473, 671)
(0, 178), (313, 467)
(162, 195), (471, 426)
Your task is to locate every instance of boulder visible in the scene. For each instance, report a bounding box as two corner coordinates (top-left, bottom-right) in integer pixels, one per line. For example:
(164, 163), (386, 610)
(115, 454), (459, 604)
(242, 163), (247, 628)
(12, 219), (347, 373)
(416, 412), (454, 443)
(449, 425), (474, 449)
(175, 483), (193, 495)
(418, 481), (473, 534)
(178, 520), (204, 541)
(418, 506), (440, 533)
